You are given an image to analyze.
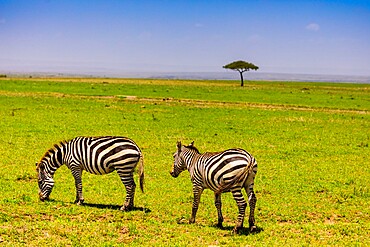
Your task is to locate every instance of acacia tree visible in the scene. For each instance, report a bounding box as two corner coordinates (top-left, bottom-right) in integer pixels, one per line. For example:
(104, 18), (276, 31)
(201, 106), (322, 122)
(223, 60), (259, 86)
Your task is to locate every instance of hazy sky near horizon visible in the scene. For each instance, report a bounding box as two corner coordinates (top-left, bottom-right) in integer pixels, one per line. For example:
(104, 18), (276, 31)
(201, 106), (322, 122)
(1, 0), (370, 76)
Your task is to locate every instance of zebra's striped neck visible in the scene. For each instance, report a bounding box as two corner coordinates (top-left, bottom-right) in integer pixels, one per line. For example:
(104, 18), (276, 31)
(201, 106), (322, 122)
(181, 148), (202, 175)
(39, 141), (67, 176)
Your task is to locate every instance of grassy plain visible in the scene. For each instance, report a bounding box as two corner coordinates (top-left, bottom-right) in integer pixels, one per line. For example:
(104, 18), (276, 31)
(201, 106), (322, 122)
(0, 77), (369, 246)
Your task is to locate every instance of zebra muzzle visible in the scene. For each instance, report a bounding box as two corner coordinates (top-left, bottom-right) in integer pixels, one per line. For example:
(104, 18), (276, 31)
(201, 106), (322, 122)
(39, 196), (50, 202)
(170, 170), (178, 178)
(39, 191), (49, 202)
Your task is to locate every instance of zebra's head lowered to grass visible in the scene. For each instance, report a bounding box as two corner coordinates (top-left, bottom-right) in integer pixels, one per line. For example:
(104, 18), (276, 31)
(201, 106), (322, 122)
(36, 162), (55, 201)
(170, 141), (199, 178)
(35, 141), (65, 202)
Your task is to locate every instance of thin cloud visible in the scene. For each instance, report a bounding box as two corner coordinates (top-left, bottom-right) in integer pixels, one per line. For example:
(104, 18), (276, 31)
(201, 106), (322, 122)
(306, 23), (320, 31)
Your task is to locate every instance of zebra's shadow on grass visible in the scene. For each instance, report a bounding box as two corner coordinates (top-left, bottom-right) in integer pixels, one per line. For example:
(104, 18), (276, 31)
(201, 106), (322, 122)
(82, 203), (151, 213)
(177, 217), (263, 235)
(211, 225), (264, 235)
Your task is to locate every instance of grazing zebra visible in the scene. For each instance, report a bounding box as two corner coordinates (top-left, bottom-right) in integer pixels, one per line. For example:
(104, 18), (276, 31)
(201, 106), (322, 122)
(170, 141), (258, 233)
(36, 136), (144, 211)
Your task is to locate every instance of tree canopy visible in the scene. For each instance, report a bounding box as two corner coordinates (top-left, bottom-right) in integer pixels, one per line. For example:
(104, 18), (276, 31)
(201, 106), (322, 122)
(223, 60), (259, 86)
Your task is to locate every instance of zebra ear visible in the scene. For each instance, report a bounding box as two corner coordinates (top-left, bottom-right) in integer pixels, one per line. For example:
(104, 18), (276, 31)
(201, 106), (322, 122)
(189, 141), (194, 147)
(176, 141), (182, 150)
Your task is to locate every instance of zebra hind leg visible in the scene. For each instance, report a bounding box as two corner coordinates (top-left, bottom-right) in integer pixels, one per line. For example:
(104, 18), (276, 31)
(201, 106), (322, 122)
(122, 182), (136, 211)
(214, 192), (224, 228)
(118, 172), (136, 211)
(246, 182), (257, 232)
(231, 188), (247, 234)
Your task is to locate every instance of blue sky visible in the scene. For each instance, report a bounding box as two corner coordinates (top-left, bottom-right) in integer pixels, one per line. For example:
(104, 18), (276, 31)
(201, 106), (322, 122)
(1, 0), (370, 76)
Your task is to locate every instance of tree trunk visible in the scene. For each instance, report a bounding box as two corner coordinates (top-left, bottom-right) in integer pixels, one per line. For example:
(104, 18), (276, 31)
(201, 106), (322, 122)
(239, 72), (244, 87)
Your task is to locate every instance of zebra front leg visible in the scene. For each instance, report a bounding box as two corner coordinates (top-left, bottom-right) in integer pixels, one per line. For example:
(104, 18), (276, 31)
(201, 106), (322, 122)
(71, 167), (84, 205)
(189, 185), (203, 224)
(214, 192), (224, 228)
(118, 171), (136, 211)
(231, 188), (247, 234)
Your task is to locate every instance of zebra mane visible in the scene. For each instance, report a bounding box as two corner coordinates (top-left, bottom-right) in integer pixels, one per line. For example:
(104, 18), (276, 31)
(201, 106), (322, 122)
(184, 144), (201, 154)
(37, 140), (68, 167)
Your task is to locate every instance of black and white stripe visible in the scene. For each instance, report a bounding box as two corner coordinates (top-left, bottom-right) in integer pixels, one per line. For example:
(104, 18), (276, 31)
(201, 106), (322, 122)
(170, 141), (257, 233)
(36, 136), (144, 211)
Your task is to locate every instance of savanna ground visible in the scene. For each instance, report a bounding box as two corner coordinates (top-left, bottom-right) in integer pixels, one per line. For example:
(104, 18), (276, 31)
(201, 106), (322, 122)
(0, 77), (369, 246)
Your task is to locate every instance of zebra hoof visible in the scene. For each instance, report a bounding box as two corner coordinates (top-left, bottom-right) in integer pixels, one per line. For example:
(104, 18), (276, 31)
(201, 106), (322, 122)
(120, 205), (133, 211)
(249, 225), (257, 233)
(74, 199), (84, 205)
(232, 226), (242, 234)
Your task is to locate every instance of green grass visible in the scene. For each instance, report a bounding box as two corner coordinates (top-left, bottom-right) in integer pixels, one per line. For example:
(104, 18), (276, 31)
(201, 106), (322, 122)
(0, 77), (369, 246)
(1, 77), (368, 110)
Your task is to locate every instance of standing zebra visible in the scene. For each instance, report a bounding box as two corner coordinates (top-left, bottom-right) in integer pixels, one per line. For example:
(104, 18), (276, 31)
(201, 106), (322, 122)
(36, 136), (144, 211)
(170, 141), (257, 233)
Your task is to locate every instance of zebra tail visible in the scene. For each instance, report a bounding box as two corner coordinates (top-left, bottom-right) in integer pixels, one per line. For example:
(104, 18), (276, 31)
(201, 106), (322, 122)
(138, 153), (145, 193)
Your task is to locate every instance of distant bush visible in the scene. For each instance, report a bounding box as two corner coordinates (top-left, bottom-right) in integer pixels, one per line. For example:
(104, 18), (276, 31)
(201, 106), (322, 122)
(0, 74), (7, 78)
